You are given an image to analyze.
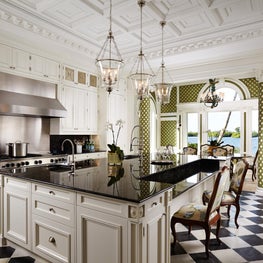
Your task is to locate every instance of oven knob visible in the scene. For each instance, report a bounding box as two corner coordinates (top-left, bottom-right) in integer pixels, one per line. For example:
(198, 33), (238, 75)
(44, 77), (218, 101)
(21, 162), (25, 166)
(5, 163), (10, 168)
(16, 163), (21, 167)
(50, 159), (54, 163)
(34, 160), (38, 165)
(39, 160), (42, 164)
(25, 161), (29, 166)
(55, 159), (58, 163)
(11, 163), (15, 167)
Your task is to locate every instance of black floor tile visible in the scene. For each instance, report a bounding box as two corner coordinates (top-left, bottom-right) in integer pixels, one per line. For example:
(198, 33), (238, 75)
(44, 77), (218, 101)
(190, 252), (221, 262)
(234, 247), (263, 261)
(239, 234), (263, 246)
(243, 224), (263, 234)
(247, 216), (263, 224)
(0, 246), (15, 258)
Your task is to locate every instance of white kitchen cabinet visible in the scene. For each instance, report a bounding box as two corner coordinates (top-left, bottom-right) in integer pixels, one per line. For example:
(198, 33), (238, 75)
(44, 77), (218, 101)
(142, 193), (168, 263)
(3, 176), (32, 250)
(31, 183), (76, 263)
(50, 85), (98, 134)
(30, 54), (60, 82)
(0, 43), (30, 74)
(77, 201), (128, 263)
(32, 214), (75, 263)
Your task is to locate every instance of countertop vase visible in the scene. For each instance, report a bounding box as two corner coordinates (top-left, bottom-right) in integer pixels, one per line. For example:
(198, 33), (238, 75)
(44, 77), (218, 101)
(108, 152), (122, 165)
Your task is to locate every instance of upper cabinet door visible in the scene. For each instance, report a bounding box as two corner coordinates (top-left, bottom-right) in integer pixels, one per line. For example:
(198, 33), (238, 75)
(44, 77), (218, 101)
(0, 44), (30, 73)
(0, 43), (12, 68)
(30, 54), (60, 82)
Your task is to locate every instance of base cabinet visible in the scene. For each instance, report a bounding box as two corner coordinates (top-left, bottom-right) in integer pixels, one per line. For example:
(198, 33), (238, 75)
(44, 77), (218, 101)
(3, 177), (31, 250)
(77, 206), (127, 263)
(32, 214), (75, 263)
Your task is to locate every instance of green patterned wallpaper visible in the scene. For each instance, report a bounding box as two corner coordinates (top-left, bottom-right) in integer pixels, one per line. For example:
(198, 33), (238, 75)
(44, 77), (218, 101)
(239, 77), (259, 98)
(179, 83), (205, 103)
(161, 121), (177, 146)
(139, 98), (150, 154)
(161, 86), (177, 113)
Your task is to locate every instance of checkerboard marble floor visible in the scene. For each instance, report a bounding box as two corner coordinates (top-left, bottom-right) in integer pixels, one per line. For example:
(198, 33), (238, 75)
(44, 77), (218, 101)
(171, 191), (263, 262)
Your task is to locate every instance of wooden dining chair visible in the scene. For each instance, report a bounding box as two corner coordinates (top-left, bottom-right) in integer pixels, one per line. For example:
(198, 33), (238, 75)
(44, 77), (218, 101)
(244, 150), (258, 181)
(202, 157), (248, 228)
(183, 146), (197, 155)
(222, 144), (235, 156)
(200, 144), (210, 157)
(212, 146), (227, 157)
(171, 166), (230, 258)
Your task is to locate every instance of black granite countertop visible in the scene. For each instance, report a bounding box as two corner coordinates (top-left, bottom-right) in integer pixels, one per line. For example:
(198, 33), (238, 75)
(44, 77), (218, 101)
(0, 155), (220, 203)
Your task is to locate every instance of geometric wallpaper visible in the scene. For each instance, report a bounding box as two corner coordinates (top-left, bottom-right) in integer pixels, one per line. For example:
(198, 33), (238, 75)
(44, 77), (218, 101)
(179, 83), (205, 103)
(161, 120), (177, 146)
(239, 77), (259, 98)
(161, 86), (177, 113)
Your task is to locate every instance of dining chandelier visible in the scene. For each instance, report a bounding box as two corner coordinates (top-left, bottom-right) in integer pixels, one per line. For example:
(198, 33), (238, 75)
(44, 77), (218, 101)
(201, 79), (224, 108)
(95, 0), (123, 93)
(152, 21), (173, 105)
(129, 0), (155, 100)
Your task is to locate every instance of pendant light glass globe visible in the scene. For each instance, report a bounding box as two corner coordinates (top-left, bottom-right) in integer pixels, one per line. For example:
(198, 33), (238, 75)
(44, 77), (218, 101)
(129, 0), (155, 100)
(152, 21), (173, 105)
(95, 0), (123, 93)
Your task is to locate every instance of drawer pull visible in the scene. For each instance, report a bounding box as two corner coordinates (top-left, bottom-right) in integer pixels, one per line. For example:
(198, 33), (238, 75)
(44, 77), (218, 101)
(49, 236), (56, 243)
(49, 208), (55, 213)
(151, 202), (158, 207)
(49, 190), (55, 195)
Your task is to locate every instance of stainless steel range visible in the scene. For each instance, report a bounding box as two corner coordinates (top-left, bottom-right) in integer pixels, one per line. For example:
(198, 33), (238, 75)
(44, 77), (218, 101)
(0, 154), (67, 168)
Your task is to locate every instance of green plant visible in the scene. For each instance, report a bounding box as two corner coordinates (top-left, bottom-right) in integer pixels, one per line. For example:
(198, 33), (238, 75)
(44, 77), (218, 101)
(208, 130), (224, 146)
(107, 144), (124, 160)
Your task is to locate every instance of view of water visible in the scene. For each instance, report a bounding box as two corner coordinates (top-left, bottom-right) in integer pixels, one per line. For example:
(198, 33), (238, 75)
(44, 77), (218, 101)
(188, 136), (258, 155)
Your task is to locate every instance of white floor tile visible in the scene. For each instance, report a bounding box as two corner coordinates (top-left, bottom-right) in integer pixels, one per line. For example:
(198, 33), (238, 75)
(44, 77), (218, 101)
(170, 254), (194, 263)
(211, 249), (247, 262)
(180, 240), (205, 254)
(191, 229), (216, 240)
(220, 236), (250, 248)
(226, 226), (254, 236)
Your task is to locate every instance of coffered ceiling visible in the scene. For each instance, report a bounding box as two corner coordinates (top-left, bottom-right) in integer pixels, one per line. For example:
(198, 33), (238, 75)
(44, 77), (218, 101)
(0, 0), (263, 75)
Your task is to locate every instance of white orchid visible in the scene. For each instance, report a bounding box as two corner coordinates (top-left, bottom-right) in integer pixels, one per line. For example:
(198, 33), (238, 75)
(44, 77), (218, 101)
(107, 119), (125, 145)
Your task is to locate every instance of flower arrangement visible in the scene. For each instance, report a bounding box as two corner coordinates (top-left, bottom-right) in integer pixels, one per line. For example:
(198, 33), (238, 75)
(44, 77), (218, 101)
(107, 120), (125, 161)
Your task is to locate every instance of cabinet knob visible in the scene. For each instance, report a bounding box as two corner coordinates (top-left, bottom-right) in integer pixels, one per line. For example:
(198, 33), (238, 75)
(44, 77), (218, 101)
(49, 236), (56, 243)
(49, 208), (55, 213)
(49, 190), (55, 195)
(151, 202), (158, 207)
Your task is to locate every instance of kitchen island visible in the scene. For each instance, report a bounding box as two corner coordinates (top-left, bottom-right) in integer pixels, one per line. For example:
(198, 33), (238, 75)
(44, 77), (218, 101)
(0, 154), (219, 263)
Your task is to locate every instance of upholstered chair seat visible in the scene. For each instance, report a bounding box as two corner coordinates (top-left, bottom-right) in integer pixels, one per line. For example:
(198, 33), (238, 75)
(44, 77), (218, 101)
(171, 166), (230, 258)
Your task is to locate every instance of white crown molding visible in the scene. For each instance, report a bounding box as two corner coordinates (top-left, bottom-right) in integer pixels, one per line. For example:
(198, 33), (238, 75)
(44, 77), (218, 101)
(1, 6), (263, 68)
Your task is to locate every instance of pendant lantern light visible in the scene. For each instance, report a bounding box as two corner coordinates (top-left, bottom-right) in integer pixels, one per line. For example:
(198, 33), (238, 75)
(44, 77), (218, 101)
(129, 0), (155, 100)
(152, 21), (173, 105)
(95, 0), (124, 93)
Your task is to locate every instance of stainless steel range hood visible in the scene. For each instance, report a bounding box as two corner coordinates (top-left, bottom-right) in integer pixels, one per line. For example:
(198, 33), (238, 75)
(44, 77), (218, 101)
(0, 72), (67, 118)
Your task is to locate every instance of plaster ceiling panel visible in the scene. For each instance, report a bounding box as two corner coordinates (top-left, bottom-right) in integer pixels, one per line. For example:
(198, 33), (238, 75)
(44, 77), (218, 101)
(175, 11), (214, 35)
(41, 0), (93, 27)
(216, 0), (263, 25)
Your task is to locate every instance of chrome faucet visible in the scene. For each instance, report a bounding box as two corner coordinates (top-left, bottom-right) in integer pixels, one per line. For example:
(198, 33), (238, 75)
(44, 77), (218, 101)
(61, 139), (75, 174)
(130, 125), (144, 154)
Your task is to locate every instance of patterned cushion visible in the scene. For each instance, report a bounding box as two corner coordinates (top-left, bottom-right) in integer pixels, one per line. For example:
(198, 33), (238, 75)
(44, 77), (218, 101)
(221, 192), (236, 203)
(230, 159), (246, 193)
(173, 203), (218, 222)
